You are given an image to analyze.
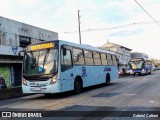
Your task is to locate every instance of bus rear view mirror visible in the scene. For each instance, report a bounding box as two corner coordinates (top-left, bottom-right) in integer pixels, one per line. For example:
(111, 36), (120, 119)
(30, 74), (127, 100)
(63, 48), (66, 56)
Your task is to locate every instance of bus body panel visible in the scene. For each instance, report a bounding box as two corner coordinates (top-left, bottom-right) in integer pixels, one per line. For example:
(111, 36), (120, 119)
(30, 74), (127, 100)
(129, 57), (152, 75)
(22, 79), (62, 93)
(22, 40), (119, 94)
(60, 65), (118, 92)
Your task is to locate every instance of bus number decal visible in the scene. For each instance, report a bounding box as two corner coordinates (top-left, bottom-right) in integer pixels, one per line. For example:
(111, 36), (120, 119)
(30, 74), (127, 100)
(82, 66), (87, 77)
(104, 67), (111, 72)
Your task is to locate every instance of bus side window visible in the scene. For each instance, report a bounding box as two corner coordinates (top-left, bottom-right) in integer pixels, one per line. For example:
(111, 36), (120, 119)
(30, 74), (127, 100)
(112, 55), (118, 66)
(107, 54), (113, 65)
(61, 48), (72, 72)
(73, 48), (84, 65)
(93, 52), (101, 65)
(84, 50), (94, 65)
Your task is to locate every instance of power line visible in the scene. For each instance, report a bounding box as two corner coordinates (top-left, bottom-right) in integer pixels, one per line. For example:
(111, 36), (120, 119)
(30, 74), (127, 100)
(61, 20), (160, 34)
(134, 0), (160, 26)
(61, 1), (160, 34)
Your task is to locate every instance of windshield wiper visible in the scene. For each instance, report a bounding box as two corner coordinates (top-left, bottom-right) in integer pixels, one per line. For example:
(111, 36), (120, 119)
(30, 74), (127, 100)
(41, 49), (50, 72)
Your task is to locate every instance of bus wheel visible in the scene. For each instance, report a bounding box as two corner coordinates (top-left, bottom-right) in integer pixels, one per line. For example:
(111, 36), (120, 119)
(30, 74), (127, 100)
(106, 74), (110, 86)
(138, 73), (141, 76)
(74, 78), (83, 94)
(44, 93), (52, 97)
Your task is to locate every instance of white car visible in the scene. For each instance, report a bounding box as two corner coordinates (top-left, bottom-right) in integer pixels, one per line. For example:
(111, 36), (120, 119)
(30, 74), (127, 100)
(152, 66), (156, 71)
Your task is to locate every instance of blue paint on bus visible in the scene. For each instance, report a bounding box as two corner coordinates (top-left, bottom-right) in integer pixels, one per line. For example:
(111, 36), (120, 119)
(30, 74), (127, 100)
(22, 40), (119, 94)
(129, 57), (152, 76)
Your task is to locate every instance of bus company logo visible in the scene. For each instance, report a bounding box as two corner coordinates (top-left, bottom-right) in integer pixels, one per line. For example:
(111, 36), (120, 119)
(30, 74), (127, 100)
(104, 67), (111, 72)
(29, 82), (40, 86)
(82, 67), (86, 74)
(29, 82), (36, 85)
(2, 112), (11, 117)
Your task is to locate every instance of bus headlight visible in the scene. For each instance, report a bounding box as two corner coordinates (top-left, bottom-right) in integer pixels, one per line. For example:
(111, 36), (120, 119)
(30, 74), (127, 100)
(50, 75), (57, 84)
(23, 78), (27, 86)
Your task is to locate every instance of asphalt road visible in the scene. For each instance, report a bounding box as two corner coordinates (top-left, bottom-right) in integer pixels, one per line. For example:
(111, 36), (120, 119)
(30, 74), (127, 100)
(0, 70), (160, 120)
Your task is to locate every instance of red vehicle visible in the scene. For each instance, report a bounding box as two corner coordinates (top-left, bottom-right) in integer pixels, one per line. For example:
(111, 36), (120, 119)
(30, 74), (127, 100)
(119, 69), (124, 75)
(119, 68), (130, 76)
(0, 77), (7, 89)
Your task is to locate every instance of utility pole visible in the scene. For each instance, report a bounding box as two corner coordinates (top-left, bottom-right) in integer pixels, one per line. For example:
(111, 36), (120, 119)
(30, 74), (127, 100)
(78, 10), (81, 44)
(107, 39), (109, 43)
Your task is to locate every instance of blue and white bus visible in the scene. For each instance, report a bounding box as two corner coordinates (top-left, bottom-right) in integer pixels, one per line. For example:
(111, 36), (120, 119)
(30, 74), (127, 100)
(22, 40), (119, 94)
(129, 58), (152, 76)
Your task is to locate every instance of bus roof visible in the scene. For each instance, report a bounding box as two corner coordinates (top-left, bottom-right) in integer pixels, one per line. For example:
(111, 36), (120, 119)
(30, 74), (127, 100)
(27, 40), (116, 55)
(130, 57), (152, 62)
(59, 40), (116, 55)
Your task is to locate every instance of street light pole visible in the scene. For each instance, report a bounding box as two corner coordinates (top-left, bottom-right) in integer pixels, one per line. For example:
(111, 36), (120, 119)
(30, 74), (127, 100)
(78, 10), (81, 44)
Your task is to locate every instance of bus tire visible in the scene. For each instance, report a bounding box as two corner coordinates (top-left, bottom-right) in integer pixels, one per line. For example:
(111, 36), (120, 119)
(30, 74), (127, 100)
(44, 93), (52, 97)
(106, 73), (110, 86)
(74, 77), (83, 94)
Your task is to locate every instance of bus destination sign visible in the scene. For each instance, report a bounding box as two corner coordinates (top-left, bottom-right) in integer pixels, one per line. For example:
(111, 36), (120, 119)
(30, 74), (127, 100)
(28, 43), (54, 51)
(130, 58), (142, 62)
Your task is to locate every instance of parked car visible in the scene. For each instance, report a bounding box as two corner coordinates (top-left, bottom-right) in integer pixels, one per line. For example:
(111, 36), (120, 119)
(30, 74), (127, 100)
(155, 66), (160, 71)
(119, 69), (124, 75)
(0, 77), (7, 89)
(157, 66), (160, 70)
(152, 66), (156, 71)
(126, 68), (130, 74)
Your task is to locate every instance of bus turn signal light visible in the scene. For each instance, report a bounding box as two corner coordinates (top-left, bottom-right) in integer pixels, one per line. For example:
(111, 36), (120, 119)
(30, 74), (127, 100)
(23, 78), (27, 86)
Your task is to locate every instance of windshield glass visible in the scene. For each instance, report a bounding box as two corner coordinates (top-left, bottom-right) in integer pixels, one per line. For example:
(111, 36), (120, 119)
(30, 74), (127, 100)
(23, 49), (58, 77)
(129, 60), (144, 69)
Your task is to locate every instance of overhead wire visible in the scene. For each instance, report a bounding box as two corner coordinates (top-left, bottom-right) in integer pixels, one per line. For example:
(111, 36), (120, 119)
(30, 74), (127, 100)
(60, 20), (160, 34)
(134, 0), (160, 26)
(60, 0), (160, 34)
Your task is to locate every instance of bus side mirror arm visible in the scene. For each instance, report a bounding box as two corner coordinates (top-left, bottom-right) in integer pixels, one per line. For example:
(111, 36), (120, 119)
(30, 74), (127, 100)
(63, 48), (66, 56)
(18, 50), (24, 60)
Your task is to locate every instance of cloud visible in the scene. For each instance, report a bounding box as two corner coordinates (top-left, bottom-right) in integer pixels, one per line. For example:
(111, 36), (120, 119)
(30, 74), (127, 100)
(0, 0), (160, 58)
(108, 29), (144, 37)
(80, 0), (131, 24)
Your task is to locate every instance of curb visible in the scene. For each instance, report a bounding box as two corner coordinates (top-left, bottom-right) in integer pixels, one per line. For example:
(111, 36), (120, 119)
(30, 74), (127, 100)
(0, 87), (30, 100)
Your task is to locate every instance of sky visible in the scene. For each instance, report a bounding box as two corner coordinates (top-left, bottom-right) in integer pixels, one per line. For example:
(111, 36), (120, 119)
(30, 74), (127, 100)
(0, 0), (160, 59)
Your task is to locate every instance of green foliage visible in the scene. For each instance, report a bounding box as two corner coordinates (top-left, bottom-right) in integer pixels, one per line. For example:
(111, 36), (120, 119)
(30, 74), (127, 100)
(157, 63), (160, 67)
(0, 67), (10, 87)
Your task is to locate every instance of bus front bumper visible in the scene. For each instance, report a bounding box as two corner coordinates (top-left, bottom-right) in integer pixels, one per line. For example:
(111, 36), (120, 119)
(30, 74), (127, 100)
(22, 81), (62, 94)
(130, 69), (146, 75)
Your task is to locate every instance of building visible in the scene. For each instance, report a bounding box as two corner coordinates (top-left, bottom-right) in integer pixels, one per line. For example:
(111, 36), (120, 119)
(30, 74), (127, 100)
(150, 58), (160, 67)
(0, 16), (58, 88)
(100, 42), (132, 70)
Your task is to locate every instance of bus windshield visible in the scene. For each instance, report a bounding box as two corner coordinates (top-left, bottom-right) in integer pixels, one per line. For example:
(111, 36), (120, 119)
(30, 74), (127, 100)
(23, 49), (58, 78)
(129, 60), (144, 69)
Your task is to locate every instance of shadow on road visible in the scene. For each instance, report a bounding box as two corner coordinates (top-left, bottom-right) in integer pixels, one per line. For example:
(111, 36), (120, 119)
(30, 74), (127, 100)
(31, 83), (118, 100)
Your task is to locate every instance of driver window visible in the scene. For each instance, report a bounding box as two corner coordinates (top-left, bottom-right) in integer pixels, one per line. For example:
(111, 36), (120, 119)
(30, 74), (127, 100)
(61, 48), (72, 71)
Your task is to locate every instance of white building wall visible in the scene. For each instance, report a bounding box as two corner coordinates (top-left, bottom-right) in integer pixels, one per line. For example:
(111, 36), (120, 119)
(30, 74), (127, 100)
(0, 16), (58, 56)
(101, 42), (131, 70)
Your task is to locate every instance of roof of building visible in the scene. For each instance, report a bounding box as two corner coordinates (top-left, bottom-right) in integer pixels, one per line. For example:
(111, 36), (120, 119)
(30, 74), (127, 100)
(101, 42), (132, 51)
